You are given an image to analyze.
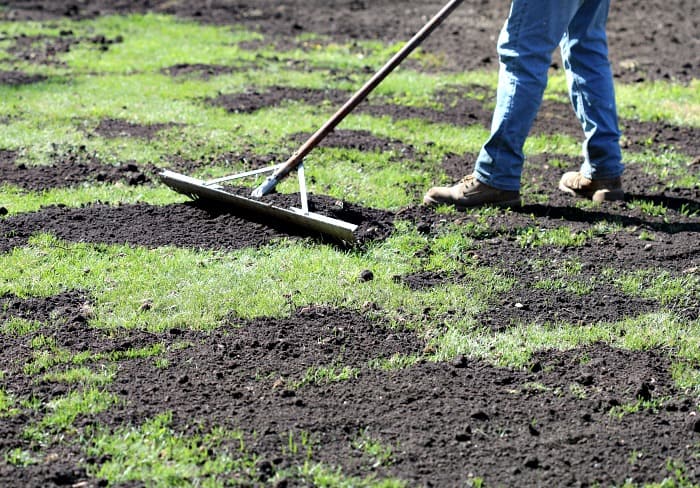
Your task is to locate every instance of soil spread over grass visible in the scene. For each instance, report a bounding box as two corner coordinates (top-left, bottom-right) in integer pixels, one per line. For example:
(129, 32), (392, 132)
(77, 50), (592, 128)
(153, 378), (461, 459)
(0, 301), (698, 486)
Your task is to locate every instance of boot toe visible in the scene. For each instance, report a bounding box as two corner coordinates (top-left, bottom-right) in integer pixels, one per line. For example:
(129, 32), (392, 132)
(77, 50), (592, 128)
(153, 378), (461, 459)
(423, 187), (447, 206)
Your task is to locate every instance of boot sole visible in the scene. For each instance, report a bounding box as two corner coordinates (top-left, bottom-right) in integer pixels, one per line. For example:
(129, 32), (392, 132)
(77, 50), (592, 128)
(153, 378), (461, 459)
(423, 195), (522, 210)
(558, 183), (624, 202)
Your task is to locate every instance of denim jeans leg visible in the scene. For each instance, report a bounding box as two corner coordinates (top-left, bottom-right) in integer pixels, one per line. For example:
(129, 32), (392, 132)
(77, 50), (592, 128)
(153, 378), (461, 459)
(561, 0), (624, 180)
(474, 0), (582, 191)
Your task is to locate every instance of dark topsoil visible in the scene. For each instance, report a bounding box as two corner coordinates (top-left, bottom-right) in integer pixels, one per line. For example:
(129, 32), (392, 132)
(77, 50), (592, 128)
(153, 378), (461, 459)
(1, 298), (699, 487)
(0, 147), (152, 191)
(1, 1), (699, 486)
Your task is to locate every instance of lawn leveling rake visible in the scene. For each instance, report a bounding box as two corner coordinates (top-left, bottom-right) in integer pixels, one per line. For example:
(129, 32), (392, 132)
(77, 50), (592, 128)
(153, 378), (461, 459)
(160, 0), (464, 243)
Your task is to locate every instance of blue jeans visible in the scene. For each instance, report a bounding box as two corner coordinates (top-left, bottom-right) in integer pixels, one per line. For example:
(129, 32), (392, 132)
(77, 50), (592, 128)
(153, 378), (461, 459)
(474, 0), (624, 191)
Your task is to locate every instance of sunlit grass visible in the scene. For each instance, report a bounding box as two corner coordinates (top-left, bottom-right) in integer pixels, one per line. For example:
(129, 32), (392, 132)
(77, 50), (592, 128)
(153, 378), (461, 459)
(0, 232), (510, 332)
(432, 312), (700, 391)
(0, 183), (186, 215)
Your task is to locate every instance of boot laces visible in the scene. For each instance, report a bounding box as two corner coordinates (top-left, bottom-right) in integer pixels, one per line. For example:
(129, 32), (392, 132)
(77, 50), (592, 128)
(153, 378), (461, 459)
(459, 175), (478, 187)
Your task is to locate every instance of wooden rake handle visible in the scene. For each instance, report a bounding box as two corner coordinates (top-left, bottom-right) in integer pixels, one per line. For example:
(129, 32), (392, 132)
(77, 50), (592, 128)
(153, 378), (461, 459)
(251, 0), (464, 197)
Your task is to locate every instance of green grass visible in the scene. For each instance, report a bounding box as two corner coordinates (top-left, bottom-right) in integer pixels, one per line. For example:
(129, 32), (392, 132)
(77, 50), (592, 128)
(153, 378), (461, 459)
(24, 388), (119, 441)
(85, 412), (257, 486)
(3, 448), (38, 467)
(296, 364), (360, 388)
(610, 269), (700, 305)
(40, 365), (117, 386)
(1, 316), (42, 336)
(432, 312), (700, 392)
(0, 389), (18, 417)
(0, 233), (510, 332)
(0, 183), (186, 216)
(83, 412), (407, 487)
(352, 429), (395, 468)
(368, 353), (422, 371)
(23, 336), (166, 375)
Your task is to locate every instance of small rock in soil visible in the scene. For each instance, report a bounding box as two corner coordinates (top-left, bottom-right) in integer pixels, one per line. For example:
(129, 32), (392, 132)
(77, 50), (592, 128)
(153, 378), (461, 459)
(455, 430), (471, 442)
(256, 459), (275, 481)
(576, 373), (594, 386)
(636, 382), (653, 401)
(471, 410), (489, 421)
(529, 361), (543, 373)
(452, 355), (469, 368)
(358, 269), (374, 282)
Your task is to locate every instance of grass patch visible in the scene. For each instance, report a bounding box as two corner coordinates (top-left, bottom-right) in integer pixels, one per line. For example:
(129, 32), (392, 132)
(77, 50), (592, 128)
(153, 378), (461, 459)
(1, 316), (42, 336)
(0, 183), (187, 216)
(516, 226), (592, 248)
(0, 232), (511, 332)
(24, 338), (166, 376)
(610, 269), (700, 305)
(3, 448), (38, 467)
(84, 412), (406, 487)
(368, 353), (422, 371)
(85, 412), (257, 486)
(24, 388), (119, 441)
(352, 429), (395, 468)
(432, 312), (700, 391)
(40, 365), (117, 386)
(295, 364), (360, 388)
(0, 388), (18, 417)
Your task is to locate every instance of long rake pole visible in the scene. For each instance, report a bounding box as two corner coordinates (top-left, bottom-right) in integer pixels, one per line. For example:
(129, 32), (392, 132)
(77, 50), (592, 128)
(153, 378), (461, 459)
(251, 0), (464, 197)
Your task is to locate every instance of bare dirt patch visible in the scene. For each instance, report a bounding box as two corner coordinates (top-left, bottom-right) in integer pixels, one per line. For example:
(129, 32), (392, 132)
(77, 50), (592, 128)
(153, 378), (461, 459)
(0, 69), (46, 85)
(0, 202), (294, 253)
(0, 148), (152, 192)
(0, 290), (89, 326)
(7, 31), (123, 66)
(2, 303), (697, 486)
(161, 62), (256, 79)
(287, 129), (422, 162)
(93, 118), (180, 140)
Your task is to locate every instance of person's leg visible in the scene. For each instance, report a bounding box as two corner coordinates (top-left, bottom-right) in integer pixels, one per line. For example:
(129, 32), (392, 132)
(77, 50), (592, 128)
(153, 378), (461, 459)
(473, 0), (582, 192)
(560, 0), (623, 181)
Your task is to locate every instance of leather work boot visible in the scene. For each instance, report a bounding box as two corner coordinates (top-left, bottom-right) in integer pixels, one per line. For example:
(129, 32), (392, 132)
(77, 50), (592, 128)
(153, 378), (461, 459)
(423, 175), (521, 209)
(558, 171), (624, 202)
